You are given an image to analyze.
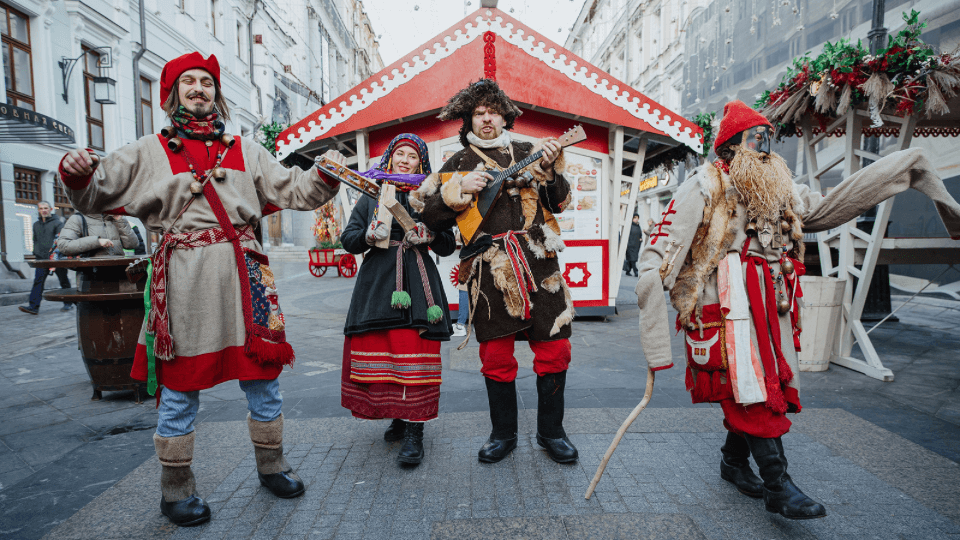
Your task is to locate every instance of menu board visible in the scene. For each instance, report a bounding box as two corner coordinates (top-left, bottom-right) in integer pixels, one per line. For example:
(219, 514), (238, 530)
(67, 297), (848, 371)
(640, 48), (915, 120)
(557, 151), (603, 240)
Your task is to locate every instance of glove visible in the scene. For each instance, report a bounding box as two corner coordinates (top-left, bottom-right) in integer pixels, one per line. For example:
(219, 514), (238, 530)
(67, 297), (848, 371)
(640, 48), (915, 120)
(365, 220), (389, 245)
(404, 223), (435, 246)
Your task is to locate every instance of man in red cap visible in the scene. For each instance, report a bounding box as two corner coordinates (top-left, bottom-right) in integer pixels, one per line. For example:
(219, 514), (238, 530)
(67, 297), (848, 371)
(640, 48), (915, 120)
(636, 100), (960, 519)
(59, 52), (343, 527)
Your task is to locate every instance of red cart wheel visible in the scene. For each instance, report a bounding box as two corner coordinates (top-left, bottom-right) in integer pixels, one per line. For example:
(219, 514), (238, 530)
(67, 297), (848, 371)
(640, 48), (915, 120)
(338, 254), (357, 278)
(309, 265), (327, 277)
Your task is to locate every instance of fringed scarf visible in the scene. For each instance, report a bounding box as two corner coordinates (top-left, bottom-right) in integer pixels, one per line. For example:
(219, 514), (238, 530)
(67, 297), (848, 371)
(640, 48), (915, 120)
(171, 106), (225, 140)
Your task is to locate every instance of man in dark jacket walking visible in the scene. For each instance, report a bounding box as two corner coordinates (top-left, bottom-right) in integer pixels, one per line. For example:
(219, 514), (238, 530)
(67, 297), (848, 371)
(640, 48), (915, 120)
(20, 201), (71, 314)
(623, 214), (642, 276)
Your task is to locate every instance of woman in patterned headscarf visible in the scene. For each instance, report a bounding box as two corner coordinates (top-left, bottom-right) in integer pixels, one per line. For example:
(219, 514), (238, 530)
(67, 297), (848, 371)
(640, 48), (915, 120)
(340, 134), (455, 466)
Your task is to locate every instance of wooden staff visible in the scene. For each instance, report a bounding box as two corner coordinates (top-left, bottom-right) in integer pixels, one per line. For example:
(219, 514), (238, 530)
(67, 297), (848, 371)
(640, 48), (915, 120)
(584, 367), (655, 499)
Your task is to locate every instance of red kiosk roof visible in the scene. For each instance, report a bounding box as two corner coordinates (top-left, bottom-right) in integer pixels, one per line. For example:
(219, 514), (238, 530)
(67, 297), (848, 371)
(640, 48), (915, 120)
(276, 8), (703, 160)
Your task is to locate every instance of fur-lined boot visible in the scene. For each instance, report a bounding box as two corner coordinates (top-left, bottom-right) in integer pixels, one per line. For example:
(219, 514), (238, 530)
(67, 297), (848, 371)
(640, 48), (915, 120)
(247, 413), (306, 499)
(155, 432), (210, 527)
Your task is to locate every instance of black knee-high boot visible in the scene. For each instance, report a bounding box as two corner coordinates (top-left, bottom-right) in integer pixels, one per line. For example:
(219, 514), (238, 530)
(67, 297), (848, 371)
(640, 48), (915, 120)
(744, 435), (826, 519)
(535, 371), (578, 463)
(478, 378), (518, 463)
(720, 432), (762, 498)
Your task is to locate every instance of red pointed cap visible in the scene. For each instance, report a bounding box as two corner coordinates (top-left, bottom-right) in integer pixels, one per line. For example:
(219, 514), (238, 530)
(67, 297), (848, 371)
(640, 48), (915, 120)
(714, 100), (773, 149)
(160, 52), (221, 105)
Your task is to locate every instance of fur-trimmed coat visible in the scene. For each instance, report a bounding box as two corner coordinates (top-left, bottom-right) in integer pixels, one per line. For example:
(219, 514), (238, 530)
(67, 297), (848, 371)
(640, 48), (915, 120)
(414, 139), (574, 343)
(636, 148), (960, 411)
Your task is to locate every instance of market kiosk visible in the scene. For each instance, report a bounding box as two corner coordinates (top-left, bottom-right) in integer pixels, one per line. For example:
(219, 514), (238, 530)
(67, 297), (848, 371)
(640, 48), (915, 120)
(276, 7), (702, 315)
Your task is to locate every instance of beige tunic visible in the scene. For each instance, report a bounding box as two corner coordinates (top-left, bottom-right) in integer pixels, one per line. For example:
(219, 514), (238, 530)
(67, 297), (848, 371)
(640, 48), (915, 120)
(636, 148), (960, 404)
(64, 135), (338, 368)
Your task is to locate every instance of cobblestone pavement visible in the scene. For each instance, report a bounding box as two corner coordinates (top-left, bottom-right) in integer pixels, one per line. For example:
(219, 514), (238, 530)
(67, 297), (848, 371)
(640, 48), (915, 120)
(1, 261), (959, 540)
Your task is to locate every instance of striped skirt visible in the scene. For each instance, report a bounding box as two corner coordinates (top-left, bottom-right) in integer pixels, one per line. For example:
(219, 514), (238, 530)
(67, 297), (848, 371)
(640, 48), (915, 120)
(340, 329), (442, 422)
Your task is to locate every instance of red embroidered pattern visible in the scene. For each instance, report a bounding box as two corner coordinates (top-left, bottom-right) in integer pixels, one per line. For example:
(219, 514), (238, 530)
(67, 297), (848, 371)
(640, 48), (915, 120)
(650, 200), (677, 245)
(483, 31), (496, 80)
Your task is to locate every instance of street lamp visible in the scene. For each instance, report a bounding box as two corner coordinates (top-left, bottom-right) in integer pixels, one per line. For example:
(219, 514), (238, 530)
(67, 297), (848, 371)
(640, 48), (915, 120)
(58, 46), (115, 104)
(92, 76), (118, 104)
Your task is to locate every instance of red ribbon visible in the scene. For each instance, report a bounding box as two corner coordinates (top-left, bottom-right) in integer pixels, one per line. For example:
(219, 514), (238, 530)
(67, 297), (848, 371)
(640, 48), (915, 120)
(493, 230), (537, 320)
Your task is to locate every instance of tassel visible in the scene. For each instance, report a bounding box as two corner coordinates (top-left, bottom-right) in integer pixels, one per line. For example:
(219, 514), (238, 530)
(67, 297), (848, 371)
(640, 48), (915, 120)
(931, 70), (960, 98)
(925, 80), (950, 118)
(862, 72), (894, 104)
(776, 354), (794, 384)
(427, 305), (444, 324)
(391, 290), (412, 309)
(814, 77), (837, 113)
(764, 377), (788, 414)
(246, 335), (295, 367)
(685, 366), (694, 393)
(153, 329), (175, 361)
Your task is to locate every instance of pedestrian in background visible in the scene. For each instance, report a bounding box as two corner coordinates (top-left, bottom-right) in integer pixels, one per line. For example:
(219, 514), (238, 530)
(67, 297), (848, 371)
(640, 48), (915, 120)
(623, 214), (642, 277)
(453, 229), (468, 337)
(20, 201), (71, 315)
(57, 213), (139, 258)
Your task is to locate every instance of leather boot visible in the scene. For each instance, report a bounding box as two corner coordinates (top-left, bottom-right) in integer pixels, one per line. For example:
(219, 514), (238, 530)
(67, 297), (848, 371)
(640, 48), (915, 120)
(248, 413), (306, 499)
(154, 432), (211, 527)
(478, 378), (518, 463)
(397, 422), (425, 465)
(384, 419), (406, 442)
(720, 432), (763, 498)
(745, 434), (827, 519)
(535, 371), (578, 463)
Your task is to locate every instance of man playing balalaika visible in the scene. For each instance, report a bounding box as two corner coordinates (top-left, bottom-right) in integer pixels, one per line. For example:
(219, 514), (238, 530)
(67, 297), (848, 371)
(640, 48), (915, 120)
(413, 79), (578, 464)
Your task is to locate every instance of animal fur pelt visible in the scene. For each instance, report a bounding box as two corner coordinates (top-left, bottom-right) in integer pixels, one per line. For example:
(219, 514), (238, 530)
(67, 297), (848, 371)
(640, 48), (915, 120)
(543, 271), (575, 336)
(487, 247), (527, 319)
(438, 79), (523, 147)
(441, 173), (473, 212)
(409, 173), (441, 214)
(670, 166), (739, 329)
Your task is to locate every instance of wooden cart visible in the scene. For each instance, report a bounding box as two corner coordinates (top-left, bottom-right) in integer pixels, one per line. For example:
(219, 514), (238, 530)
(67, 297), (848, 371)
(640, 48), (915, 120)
(308, 248), (357, 278)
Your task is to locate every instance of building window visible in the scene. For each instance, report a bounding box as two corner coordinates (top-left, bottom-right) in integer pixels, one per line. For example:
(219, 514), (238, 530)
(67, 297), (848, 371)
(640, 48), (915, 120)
(2, 2), (35, 110)
(210, 0), (217, 37)
(140, 77), (153, 135)
(83, 45), (105, 150)
(14, 166), (40, 204)
(237, 21), (243, 57)
(54, 176), (72, 210)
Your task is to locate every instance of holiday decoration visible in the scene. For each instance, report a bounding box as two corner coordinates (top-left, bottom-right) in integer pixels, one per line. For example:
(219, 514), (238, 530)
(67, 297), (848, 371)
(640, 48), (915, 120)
(313, 199), (342, 249)
(754, 10), (960, 139)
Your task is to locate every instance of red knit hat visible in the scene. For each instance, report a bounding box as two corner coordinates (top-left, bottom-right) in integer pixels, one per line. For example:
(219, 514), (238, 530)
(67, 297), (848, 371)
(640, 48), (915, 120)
(160, 52), (221, 105)
(714, 100), (773, 149)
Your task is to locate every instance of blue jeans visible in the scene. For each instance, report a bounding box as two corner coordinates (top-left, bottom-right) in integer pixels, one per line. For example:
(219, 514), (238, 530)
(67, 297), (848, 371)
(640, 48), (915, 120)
(457, 289), (469, 325)
(28, 267), (70, 309)
(156, 379), (283, 438)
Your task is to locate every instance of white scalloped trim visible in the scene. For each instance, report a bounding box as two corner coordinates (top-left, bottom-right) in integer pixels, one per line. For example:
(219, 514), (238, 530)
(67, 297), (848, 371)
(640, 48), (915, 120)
(276, 13), (702, 159)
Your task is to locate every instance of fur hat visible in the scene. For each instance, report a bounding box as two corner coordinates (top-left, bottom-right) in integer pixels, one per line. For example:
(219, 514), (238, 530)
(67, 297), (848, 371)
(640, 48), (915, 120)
(714, 100), (773, 149)
(160, 52), (221, 104)
(438, 79), (522, 147)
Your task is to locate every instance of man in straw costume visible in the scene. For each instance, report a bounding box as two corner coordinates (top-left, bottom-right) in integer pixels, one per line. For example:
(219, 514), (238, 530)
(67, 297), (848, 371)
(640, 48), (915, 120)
(635, 99), (960, 519)
(58, 52), (341, 526)
(413, 79), (578, 464)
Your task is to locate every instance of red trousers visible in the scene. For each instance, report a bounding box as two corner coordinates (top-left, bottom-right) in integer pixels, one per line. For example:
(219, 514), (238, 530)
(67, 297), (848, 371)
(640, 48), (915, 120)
(478, 334), (571, 382)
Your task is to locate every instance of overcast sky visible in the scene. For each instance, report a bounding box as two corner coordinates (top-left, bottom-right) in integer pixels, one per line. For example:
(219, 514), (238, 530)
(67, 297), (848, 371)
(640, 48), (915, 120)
(362, 0), (585, 66)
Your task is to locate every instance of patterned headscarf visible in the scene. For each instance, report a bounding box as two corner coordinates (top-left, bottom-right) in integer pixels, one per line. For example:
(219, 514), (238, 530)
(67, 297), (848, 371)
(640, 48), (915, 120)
(360, 133), (432, 193)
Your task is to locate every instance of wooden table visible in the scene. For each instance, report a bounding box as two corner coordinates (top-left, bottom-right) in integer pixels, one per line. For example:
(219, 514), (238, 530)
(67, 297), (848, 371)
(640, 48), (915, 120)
(28, 257), (147, 403)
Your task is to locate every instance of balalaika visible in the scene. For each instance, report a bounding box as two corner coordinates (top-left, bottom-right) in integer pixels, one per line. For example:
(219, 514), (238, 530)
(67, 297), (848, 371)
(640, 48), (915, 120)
(439, 124), (587, 244)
